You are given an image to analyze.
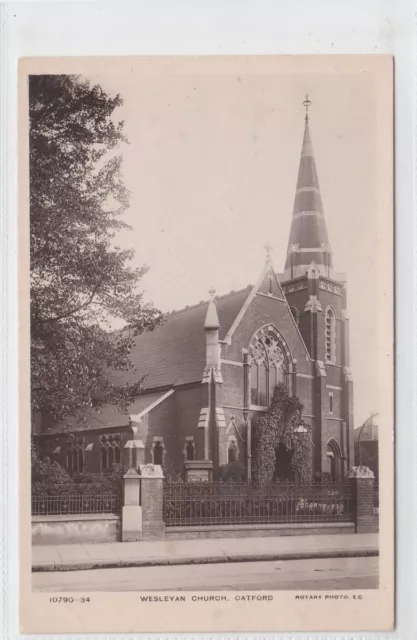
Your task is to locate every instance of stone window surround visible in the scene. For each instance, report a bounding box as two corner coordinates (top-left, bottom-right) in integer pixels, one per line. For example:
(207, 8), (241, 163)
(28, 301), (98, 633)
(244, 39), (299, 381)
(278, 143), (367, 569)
(99, 434), (121, 471)
(152, 436), (166, 465)
(227, 435), (238, 463)
(66, 436), (85, 474)
(183, 436), (195, 461)
(248, 325), (293, 407)
(329, 392), (334, 414)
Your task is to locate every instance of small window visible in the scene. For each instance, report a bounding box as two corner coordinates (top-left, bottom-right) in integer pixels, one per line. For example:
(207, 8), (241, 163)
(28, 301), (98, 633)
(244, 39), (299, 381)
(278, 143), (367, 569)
(101, 445), (107, 470)
(77, 449), (84, 473)
(290, 306), (299, 325)
(153, 442), (163, 466)
(186, 440), (194, 461)
(227, 441), (237, 463)
(329, 393), (334, 414)
(250, 362), (259, 405)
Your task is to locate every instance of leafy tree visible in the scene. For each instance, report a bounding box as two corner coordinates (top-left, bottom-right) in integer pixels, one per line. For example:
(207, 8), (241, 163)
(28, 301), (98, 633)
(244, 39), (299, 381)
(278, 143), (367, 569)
(30, 75), (162, 426)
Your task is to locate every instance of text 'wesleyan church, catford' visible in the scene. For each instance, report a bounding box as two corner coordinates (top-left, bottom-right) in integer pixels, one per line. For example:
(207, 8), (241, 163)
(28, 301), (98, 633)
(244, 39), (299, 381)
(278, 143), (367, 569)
(35, 104), (354, 483)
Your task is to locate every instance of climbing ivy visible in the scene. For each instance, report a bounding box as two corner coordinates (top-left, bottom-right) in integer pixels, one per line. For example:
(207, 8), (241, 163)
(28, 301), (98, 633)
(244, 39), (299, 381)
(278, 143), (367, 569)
(252, 383), (312, 484)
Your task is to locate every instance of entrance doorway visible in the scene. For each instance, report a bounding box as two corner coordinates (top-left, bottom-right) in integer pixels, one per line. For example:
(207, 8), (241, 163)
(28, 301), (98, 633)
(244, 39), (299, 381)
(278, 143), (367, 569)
(326, 440), (342, 483)
(273, 443), (293, 481)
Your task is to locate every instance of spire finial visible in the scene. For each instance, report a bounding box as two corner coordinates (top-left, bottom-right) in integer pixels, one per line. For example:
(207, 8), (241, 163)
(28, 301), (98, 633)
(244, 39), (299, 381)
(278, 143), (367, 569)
(264, 242), (273, 264)
(303, 94), (311, 122)
(208, 286), (216, 301)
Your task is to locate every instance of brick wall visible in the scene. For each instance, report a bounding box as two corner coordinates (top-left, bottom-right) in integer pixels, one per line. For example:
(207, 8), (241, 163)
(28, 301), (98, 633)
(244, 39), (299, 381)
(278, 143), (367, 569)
(350, 477), (378, 533)
(222, 363), (244, 408)
(224, 294), (311, 374)
(174, 385), (208, 464)
(141, 477), (165, 540)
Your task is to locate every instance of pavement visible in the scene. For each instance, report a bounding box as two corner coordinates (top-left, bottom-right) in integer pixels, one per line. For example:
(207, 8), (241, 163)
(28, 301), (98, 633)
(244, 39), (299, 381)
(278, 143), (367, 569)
(33, 556), (379, 592)
(32, 533), (378, 572)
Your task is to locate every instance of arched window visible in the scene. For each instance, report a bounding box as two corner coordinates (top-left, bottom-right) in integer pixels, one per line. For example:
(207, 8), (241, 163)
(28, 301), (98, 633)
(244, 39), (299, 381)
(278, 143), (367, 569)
(66, 437), (84, 474)
(100, 434), (121, 471)
(153, 442), (163, 466)
(185, 440), (195, 461)
(290, 306), (299, 325)
(326, 439), (342, 483)
(227, 440), (238, 463)
(325, 307), (336, 363)
(249, 329), (288, 406)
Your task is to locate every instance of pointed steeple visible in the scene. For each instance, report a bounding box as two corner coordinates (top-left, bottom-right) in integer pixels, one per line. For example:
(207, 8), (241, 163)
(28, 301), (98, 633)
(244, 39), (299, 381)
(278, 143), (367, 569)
(283, 97), (333, 280)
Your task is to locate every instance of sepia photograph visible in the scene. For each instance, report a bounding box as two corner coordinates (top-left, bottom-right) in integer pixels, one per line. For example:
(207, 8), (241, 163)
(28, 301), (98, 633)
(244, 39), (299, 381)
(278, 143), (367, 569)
(19, 55), (394, 633)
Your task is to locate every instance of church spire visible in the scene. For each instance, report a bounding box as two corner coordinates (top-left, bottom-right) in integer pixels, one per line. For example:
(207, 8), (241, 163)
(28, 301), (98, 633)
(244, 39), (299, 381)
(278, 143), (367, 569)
(283, 97), (333, 280)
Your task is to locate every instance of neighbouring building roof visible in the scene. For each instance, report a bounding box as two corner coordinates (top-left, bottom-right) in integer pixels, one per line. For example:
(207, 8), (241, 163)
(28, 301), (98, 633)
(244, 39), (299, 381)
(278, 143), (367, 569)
(42, 390), (171, 435)
(109, 286), (252, 390)
(354, 424), (379, 442)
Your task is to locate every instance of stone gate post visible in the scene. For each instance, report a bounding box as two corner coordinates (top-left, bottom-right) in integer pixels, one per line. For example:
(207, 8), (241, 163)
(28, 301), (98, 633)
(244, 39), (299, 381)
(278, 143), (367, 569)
(139, 464), (166, 541)
(122, 468), (142, 541)
(349, 466), (378, 533)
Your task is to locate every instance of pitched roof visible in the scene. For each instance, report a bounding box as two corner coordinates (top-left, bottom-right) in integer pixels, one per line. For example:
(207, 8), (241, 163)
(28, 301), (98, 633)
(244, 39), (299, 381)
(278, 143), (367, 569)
(43, 391), (169, 435)
(110, 286), (252, 390)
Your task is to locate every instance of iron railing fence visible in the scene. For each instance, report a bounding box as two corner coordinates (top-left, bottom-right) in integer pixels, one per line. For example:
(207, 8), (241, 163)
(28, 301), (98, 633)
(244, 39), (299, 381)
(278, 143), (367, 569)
(163, 482), (353, 527)
(32, 483), (121, 516)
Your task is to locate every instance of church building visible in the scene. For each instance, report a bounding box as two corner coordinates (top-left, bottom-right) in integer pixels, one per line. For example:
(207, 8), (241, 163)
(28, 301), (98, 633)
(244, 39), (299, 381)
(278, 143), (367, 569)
(35, 102), (355, 483)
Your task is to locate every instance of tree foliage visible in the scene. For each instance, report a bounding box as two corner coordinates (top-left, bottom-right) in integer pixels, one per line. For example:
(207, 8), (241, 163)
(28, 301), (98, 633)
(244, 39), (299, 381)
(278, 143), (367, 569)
(252, 384), (312, 484)
(30, 75), (162, 425)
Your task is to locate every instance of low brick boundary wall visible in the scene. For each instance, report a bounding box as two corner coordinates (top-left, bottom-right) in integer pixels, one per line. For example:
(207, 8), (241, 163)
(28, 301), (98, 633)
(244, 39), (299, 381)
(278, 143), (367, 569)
(166, 522), (354, 540)
(32, 514), (121, 545)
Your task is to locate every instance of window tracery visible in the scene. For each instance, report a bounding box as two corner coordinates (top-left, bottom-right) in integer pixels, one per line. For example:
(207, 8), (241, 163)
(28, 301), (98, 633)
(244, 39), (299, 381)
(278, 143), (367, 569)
(100, 434), (121, 471)
(249, 329), (288, 406)
(66, 436), (84, 474)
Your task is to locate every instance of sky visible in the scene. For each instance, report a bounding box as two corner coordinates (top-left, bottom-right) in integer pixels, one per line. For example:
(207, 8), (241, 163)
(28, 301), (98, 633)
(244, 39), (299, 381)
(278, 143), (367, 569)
(85, 57), (380, 427)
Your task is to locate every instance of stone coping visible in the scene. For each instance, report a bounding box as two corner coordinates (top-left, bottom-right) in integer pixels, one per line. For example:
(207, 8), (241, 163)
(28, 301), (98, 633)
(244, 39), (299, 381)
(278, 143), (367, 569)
(166, 522), (354, 533)
(32, 514), (120, 523)
(184, 460), (214, 469)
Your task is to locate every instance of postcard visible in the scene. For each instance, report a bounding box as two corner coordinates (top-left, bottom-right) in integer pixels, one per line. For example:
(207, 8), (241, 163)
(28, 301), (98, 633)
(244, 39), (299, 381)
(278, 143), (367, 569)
(19, 54), (394, 633)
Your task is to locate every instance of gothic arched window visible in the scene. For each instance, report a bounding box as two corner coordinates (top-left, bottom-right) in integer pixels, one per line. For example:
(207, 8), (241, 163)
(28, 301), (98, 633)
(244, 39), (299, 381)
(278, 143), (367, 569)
(66, 437), (84, 474)
(249, 330), (287, 407)
(325, 307), (336, 364)
(153, 442), (163, 466)
(100, 434), (121, 471)
(185, 440), (195, 461)
(290, 306), (299, 325)
(227, 440), (238, 463)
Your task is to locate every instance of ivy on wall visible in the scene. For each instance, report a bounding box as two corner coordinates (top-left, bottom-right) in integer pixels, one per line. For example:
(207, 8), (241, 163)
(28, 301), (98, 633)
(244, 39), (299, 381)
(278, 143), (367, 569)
(252, 383), (312, 484)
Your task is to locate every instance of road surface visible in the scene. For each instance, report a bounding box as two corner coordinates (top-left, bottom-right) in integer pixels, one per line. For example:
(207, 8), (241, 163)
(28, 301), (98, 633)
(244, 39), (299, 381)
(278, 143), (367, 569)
(33, 556), (378, 592)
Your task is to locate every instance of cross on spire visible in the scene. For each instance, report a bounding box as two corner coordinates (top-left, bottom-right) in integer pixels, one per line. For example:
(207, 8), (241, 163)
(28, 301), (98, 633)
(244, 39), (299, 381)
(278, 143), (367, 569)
(303, 94), (311, 122)
(264, 242), (273, 264)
